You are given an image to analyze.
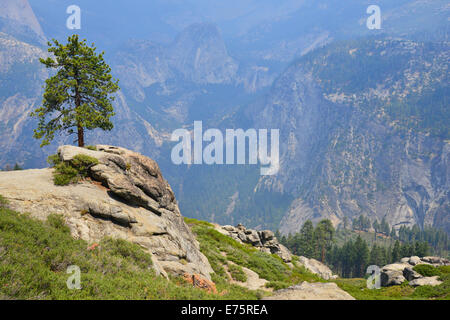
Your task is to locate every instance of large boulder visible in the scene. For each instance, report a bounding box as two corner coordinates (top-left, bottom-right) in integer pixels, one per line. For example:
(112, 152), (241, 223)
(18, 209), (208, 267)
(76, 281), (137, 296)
(59, 145), (177, 215)
(275, 244), (293, 263)
(245, 229), (262, 246)
(263, 282), (355, 300)
(382, 263), (412, 272)
(297, 256), (337, 280)
(0, 145), (214, 281)
(380, 263), (410, 286)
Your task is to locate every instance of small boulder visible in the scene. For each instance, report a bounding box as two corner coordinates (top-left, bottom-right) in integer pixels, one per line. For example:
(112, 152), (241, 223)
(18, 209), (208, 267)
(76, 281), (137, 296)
(381, 270), (406, 286)
(403, 267), (422, 281)
(222, 225), (235, 232)
(380, 263), (410, 287)
(409, 276), (442, 287)
(382, 263), (411, 272)
(275, 244), (292, 263)
(246, 230), (262, 246)
(237, 231), (247, 242)
(400, 257), (410, 264)
(258, 230), (274, 243)
(408, 256), (422, 266)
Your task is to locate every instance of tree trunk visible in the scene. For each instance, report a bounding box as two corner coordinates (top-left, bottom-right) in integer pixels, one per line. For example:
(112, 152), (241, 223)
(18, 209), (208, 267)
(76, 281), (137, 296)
(74, 71), (84, 147)
(77, 124), (84, 147)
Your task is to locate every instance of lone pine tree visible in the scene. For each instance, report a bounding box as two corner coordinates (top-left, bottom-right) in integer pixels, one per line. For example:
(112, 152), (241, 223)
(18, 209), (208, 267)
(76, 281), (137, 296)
(31, 35), (119, 147)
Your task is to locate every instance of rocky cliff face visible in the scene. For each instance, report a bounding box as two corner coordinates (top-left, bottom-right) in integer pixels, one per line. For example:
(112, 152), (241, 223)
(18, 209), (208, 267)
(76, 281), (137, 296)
(112, 22), (255, 129)
(0, 145), (213, 280)
(113, 22), (240, 100)
(0, 32), (49, 168)
(246, 38), (449, 234)
(0, 0), (46, 45)
(168, 23), (238, 85)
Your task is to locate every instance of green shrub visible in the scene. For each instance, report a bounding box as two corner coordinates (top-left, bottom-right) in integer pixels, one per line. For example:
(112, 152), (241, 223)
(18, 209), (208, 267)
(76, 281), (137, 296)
(265, 281), (291, 290)
(53, 162), (79, 185)
(70, 154), (99, 176)
(85, 145), (97, 151)
(413, 264), (442, 277)
(101, 238), (153, 270)
(332, 264), (450, 300)
(52, 154), (99, 186)
(228, 263), (247, 282)
(192, 225), (290, 282)
(333, 278), (416, 300)
(0, 195), (8, 207)
(13, 163), (23, 170)
(412, 270), (450, 300)
(184, 217), (214, 227)
(0, 207), (268, 300)
(47, 154), (61, 167)
(288, 263), (324, 284)
(46, 214), (70, 234)
(438, 265), (450, 274)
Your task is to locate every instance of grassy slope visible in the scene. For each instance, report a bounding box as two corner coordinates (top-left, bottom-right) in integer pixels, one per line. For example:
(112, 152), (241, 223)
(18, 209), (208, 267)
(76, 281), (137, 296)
(184, 217), (324, 292)
(0, 207), (263, 300)
(186, 218), (450, 300)
(0, 207), (210, 299)
(0, 202), (448, 300)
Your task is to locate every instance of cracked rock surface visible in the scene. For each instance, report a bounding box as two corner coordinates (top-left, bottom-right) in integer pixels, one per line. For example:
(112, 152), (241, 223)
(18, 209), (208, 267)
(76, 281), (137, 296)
(0, 145), (213, 280)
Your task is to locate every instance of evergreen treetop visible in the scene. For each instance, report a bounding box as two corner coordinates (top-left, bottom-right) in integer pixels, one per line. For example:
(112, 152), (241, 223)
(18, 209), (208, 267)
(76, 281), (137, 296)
(31, 35), (119, 147)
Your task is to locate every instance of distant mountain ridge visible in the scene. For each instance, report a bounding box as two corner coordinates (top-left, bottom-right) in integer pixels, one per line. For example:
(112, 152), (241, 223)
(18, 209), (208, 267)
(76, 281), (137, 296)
(0, 1), (448, 236)
(248, 37), (449, 234)
(0, 0), (45, 45)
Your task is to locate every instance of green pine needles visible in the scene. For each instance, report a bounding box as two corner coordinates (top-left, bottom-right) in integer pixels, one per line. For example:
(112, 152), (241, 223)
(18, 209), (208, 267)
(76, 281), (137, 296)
(31, 35), (119, 147)
(48, 153), (99, 186)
